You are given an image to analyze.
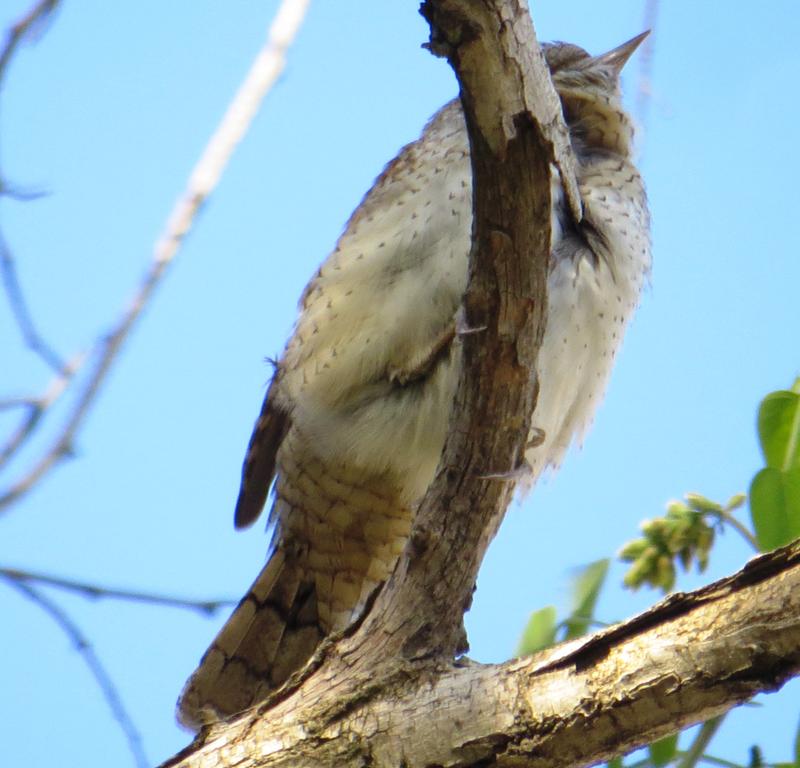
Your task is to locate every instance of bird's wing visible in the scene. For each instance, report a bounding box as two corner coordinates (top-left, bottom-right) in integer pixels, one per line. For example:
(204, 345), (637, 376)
(234, 377), (290, 529)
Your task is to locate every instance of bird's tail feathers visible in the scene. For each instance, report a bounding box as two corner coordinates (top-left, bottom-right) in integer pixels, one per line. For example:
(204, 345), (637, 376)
(177, 548), (323, 731)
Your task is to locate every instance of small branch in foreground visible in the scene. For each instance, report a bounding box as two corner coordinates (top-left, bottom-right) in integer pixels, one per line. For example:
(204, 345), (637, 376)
(0, 0), (311, 514)
(0, 179), (46, 200)
(0, 350), (84, 469)
(0, 0), (60, 87)
(0, 566), (236, 614)
(2, 572), (148, 768)
(1, 1), (66, 374)
(162, 2), (573, 765)
(163, 541), (800, 768)
(0, 228), (67, 373)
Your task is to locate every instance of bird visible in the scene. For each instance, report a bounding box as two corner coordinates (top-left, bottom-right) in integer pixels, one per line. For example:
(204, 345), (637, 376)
(177, 31), (652, 730)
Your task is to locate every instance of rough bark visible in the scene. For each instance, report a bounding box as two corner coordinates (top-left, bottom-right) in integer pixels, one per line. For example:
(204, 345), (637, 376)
(160, 2), (800, 766)
(163, 542), (800, 768)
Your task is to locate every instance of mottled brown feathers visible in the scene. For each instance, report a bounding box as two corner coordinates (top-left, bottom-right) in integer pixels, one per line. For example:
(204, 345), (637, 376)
(234, 381), (290, 529)
(178, 32), (650, 731)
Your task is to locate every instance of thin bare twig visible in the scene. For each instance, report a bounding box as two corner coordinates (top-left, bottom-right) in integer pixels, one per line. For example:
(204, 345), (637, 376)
(0, 0), (311, 513)
(2, 573), (149, 768)
(0, 396), (39, 410)
(1, 0), (78, 471)
(0, 349), (84, 468)
(1, 566), (236, 614)
(0, 178), (46, 200)
(0, 0), (60, 88)
(1, 1), (67, 373)
(0, 231), (66, 372)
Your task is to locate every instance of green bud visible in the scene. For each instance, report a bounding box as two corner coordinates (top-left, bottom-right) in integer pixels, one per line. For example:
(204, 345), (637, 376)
(696, 525), (715, 553)
(726, 492), (747, 511)
(640, 518), (660, 535)
(665, 500), (690, 516)
(685, 492), (722, 514)
(618, 539), (647, 561)
(656, 554), (676, 592)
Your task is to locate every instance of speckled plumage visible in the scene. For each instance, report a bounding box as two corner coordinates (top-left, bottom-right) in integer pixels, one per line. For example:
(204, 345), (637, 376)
(178, 33), (651, 730)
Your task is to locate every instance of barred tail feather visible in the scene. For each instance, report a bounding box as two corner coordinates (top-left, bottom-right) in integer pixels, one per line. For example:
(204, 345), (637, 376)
(177, 548), (323, 730)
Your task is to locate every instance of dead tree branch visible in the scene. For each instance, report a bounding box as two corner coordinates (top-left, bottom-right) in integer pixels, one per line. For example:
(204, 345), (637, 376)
(0, 228), (67, 373)
(163, 541), (800, 767)
(156, 2), (800, 767)
(0, 566), (237, 615)
(0, 0), (60, 90)
(2, 571), (149, 768)
(0, 0), (311, 513)
(162, 0), (579, 764)
(0, 0), (66, 372)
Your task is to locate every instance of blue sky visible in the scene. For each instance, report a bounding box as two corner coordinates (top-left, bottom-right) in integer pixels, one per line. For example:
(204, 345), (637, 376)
(2, 2), (799, 766)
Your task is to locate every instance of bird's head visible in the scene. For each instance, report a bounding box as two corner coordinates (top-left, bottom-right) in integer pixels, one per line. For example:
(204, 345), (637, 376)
(544, 31), (649, 158)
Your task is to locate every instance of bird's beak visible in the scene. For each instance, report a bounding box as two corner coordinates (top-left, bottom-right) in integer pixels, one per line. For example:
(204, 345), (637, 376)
(594, 30), (650, 74)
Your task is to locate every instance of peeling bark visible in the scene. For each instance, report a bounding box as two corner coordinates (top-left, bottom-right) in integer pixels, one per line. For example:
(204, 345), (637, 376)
(164, 543), (800, 767)
(160, 2), (800, 767)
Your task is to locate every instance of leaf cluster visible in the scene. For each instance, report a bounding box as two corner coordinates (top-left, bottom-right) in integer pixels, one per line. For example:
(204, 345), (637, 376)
(518, 377), (800, 768)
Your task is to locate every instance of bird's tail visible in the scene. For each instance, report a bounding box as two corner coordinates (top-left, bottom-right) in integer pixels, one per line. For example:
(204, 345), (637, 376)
(178, 431), (415, 731)
(176, 547), (323, 731)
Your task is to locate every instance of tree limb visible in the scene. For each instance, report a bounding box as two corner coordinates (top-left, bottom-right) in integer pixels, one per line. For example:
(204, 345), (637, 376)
(160, 2), (800, 766)
(0, 0), (311, 512)
(0, 0), (60, 89)
(2, 572), (149, 768)
(163, 0), (574, 764)
(0, 566), (236, 614)
(164, 541), (800, 767)
(344, 0), (568, 670)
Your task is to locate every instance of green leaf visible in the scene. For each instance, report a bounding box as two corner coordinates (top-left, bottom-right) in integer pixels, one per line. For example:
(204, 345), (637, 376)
(564, 559), (609, 639)
(606, 757), (624, 768)
(757, 390), (800, 471)
(749, 466), (800, 550)
(749, 745), (763, 768)
(517, 606), (557, 655)
(648, 733), (678, 767)
(794, 712), (800, 764)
